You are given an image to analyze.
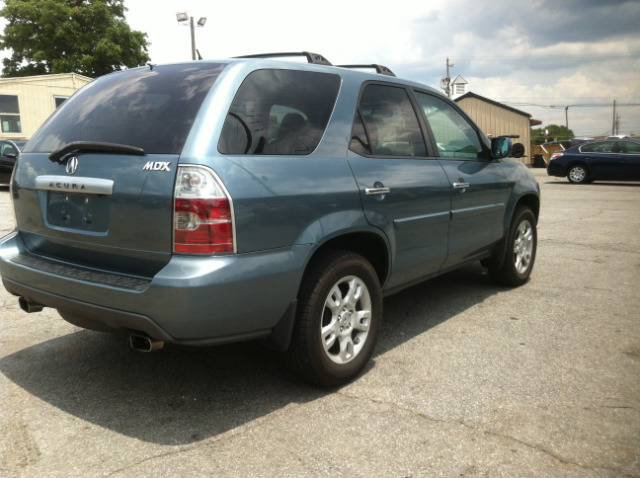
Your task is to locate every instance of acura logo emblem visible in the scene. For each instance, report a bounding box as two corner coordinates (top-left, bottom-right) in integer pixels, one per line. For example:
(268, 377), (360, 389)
(66, 157), (78, 175)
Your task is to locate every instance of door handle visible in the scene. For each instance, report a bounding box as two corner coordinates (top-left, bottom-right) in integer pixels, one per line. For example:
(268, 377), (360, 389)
(365, 186), (390, 195)
(453, 181), (469, 189)
(366, 181), (390, 196)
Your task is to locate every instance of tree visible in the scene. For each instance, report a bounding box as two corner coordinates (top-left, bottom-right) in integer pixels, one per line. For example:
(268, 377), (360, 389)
(531, 124), (575, 145)
(0, 0), (150, 78)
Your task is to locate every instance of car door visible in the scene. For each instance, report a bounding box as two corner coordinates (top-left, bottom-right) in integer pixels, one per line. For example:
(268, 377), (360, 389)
(617, 141), (640, 180)
(346, 83), (451, 290)
(580, 141), (622, 180)
(414, 91), (512, 269)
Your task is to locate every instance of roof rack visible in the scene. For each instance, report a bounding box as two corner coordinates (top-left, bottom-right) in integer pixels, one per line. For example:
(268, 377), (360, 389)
(338, 64), (396, 77)
(234, 51), (332, 66)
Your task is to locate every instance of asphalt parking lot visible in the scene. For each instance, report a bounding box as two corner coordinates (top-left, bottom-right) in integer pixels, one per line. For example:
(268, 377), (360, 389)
(1, 169), (639, 478)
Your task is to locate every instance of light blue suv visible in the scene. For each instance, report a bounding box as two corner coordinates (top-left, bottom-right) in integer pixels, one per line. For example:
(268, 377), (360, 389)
(0, 52), (539, 386)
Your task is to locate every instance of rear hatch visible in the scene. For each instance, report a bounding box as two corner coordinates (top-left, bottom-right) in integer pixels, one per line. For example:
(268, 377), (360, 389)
(13, 63), (225, 277)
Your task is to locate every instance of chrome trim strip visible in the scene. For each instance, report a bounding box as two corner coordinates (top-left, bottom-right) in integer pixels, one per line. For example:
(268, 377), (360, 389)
(394, 211), (450, 230)
(35, 176), (114, 195)
(451, 203), (505, 219)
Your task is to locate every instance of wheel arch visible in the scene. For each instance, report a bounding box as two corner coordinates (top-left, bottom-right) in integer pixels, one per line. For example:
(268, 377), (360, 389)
(516, 193), (540, 224)
(487, 193), (540, 272)
(263, 230), (390, 352)
(307, 231), (390, 287)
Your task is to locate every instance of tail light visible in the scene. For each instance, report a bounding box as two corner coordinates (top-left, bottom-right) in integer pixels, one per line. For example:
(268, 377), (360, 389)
(173, 165), (235, 254)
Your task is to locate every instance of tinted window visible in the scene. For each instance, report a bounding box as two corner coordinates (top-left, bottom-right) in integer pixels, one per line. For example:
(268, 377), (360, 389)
(415, 91), (483, 159)
(580, 142), (615, 153)
(25, 63), (225, 154)
(620, 141), (640, 154)
(349, 84), (426, 157)
(218, 69), (340, 155)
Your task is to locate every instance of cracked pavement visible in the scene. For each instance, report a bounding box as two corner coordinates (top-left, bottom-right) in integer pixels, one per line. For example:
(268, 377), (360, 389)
(1, 170), (639, 477)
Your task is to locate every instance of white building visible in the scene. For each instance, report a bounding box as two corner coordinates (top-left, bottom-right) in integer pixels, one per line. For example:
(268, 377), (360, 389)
(0, 73), (92, 141)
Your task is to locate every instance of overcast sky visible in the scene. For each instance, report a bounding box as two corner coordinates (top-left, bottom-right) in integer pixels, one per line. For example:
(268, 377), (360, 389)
(3, 0), (639, 138)
(122, 0), (640, 138)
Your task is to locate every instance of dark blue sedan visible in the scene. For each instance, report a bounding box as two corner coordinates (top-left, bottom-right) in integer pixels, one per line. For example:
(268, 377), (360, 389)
(0, 139), (26, 186)
(547, 139), (640, 183)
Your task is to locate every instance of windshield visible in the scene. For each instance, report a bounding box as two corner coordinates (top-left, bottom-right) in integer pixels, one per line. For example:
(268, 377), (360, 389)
(25, 63), (225, 155)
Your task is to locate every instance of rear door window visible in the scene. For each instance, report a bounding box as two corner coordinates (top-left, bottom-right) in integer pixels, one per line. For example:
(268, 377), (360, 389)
(349, 84), (427, 157)
(218, 69), (341, 155)
(621, 141), (640, 154)
(25, 63), (225, 155)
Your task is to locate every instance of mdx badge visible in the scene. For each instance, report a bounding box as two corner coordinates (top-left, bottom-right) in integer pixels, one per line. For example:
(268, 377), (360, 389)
(66, 157), (79, 175)
(143, 161), (171, 171)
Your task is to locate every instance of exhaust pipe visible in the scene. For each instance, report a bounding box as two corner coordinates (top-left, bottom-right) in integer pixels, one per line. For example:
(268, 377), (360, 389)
(129, 333), (164, 353)
(19, 297), (44, 313)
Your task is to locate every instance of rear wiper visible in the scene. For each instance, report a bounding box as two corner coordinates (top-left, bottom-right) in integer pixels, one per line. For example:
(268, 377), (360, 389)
(49, 141), (145, 164)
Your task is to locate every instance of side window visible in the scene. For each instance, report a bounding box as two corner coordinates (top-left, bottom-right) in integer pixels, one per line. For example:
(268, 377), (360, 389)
(415, 91), (483, 159)
(620, 141), (640, 154)
(581, 141), (615, 153)
(580, 142), (599, 153)
(349, 84), (426, 157)
(218, 69), (341, 155)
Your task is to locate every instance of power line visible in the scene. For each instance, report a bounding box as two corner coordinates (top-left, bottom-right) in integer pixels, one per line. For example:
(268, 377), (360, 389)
(453, 53), (640, 60)
(503, 102), (640, 108)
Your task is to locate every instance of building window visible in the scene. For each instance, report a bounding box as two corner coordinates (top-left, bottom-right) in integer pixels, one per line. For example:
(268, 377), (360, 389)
(54, 96), (68, 108)
(0, 94), (21, 133)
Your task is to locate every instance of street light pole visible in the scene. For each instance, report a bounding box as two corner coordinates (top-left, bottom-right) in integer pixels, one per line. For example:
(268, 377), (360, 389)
(176, 12), (206, 60)
(189, 16), (196, 61)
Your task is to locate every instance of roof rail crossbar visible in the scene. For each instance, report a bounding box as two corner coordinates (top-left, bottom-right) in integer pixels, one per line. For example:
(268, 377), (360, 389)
(338, 64), (396, 77)
(235, 51), (332, 66)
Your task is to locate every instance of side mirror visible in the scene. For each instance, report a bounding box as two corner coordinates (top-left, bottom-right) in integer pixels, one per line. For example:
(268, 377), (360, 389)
(491, 137), (512, 159)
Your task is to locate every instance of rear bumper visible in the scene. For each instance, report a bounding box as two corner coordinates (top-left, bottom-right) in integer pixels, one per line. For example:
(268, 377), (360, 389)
(0, 231), (307, 343)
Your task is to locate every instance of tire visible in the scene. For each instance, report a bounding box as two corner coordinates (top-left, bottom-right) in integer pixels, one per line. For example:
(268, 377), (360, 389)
(489, 207), (537, 287)
(567, 164), (589, 184)
(286, 251), (382, 387)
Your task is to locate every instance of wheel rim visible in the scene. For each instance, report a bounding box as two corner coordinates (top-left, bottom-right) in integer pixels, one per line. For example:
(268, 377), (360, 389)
(513, 219), (534, 274)
(569, 166), (586, 182)
(320, 275), (372, 365)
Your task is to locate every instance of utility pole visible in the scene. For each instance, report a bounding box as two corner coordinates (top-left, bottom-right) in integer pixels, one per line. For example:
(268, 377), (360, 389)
(612, 99), (617, 136)
(440, 57), (454, 98)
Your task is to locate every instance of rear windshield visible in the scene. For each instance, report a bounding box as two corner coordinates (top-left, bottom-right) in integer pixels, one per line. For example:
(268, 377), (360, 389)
(25, 63), (225, 155)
